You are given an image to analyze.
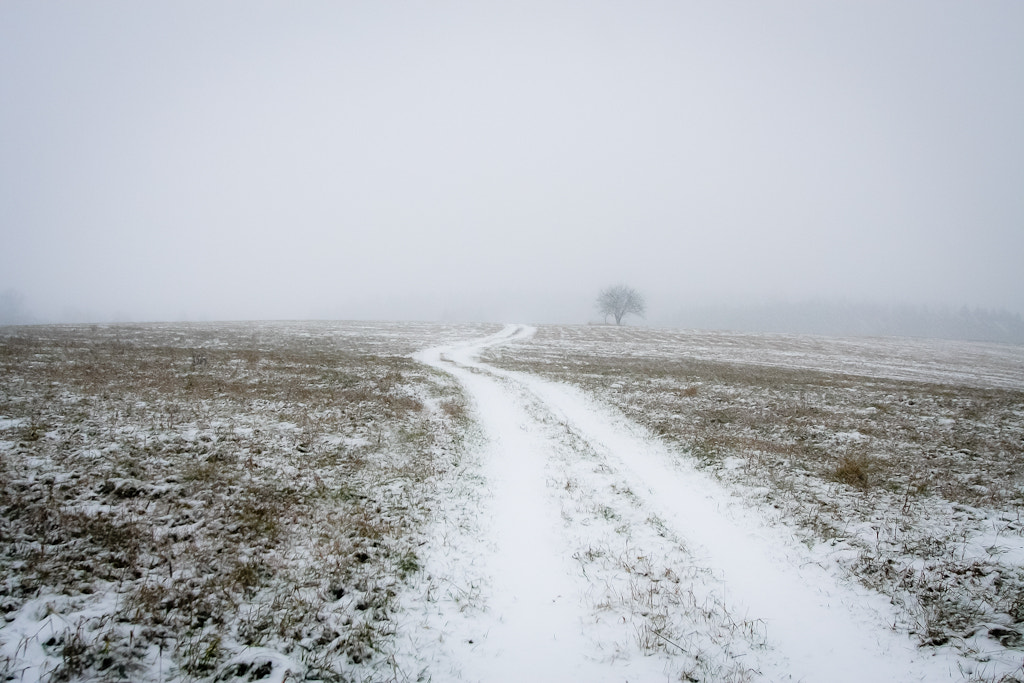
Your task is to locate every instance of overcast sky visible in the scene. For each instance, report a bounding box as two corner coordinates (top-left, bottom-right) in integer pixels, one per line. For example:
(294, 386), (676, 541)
(2, 2), (1022, 324)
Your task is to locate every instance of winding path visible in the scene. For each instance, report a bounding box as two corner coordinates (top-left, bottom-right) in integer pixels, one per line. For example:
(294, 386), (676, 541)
(407, 325), (963, 682)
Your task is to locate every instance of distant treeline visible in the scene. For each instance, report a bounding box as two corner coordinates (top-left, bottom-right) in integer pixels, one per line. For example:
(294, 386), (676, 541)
(671, 302), (1024, 345)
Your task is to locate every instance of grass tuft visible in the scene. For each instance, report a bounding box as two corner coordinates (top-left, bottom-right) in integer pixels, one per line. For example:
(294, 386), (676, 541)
(830, 454), (872, 489)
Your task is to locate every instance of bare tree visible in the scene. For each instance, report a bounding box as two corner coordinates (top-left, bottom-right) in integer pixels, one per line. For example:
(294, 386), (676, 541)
(597, 285), (646, 325)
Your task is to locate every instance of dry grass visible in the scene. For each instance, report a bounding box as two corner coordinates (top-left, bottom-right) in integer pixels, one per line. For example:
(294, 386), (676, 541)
(487, 324), (1024, 667)
(0, 321), (486, 681)
(830, 454), (873, 489)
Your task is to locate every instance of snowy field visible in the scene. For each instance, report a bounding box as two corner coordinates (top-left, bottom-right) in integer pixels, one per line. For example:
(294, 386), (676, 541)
(2, 322), (1023, 682)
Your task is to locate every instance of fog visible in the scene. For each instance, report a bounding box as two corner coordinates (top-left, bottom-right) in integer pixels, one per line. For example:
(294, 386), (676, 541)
(2, 2), (1023, 328)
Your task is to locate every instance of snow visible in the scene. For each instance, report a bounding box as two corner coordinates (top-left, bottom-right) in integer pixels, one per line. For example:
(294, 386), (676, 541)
(406, 324), (975, 681)
(1, 594), (123, 683)
(3, 321), (1021, 681)
(0, 416), (28, 431)
(517, 373), (950, 682)
(833, 430), (869, 443)
(409, 328), (660, 681)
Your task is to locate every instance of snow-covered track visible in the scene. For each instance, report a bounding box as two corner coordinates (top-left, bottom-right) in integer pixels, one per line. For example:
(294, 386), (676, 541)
(409, 324), (970, 682)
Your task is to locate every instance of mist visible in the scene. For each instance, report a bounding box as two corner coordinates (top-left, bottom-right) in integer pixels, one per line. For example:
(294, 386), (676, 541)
(2, 2), (1023, 330)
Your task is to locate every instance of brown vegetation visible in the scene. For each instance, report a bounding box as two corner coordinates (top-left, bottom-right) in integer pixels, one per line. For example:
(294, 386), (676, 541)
(0, 322), (476, 681)
(486, 324), (1024, 663)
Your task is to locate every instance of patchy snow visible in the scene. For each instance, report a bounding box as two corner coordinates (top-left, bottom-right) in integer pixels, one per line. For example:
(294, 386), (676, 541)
(832, 430), (870, 443)
(405, 325), (978, 681)
(0, 321), (501, 683)
(0, 416), (28, 431)
(0, 593), (128, 683)
(3, 321), (1021, 681)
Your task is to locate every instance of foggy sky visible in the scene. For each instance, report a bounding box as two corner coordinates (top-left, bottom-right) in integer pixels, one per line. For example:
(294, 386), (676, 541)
(2, 2), (1023, 325)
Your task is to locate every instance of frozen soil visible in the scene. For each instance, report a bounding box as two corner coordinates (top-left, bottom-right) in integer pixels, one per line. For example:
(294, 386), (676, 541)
(485, 324), (1024, 680)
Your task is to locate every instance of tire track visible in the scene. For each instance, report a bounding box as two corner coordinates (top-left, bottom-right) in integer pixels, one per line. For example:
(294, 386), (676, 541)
(409, 325), (964, 682)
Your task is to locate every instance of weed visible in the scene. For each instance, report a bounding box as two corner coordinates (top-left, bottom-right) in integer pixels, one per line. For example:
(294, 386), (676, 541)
(830, 454), (872, 489)
(397, 549), (421, 579)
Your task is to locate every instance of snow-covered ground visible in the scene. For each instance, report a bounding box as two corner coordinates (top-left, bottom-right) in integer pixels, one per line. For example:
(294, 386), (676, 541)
(484, 325), (1024, 682)
(398, 325), (1008, 682)
(2, 321), (1022, 681)
(0, 321), (495, 682)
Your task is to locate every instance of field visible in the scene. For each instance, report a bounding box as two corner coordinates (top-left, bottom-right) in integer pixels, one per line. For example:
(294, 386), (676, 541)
(485, 326), (1024, 677)
(2, 321), (1023, 682)
(0, 322), (494, 682)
